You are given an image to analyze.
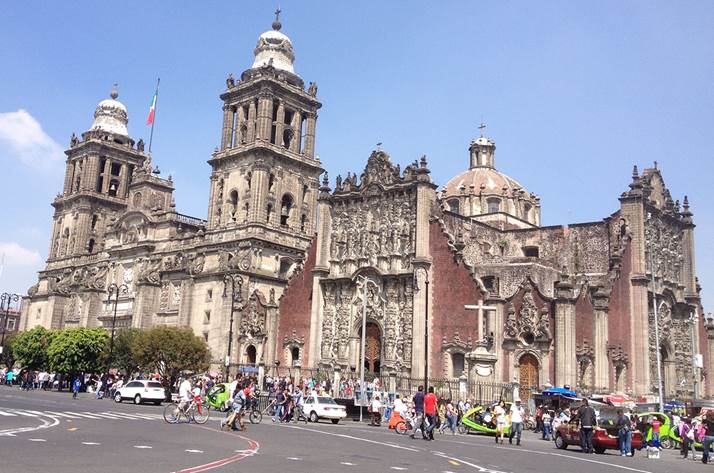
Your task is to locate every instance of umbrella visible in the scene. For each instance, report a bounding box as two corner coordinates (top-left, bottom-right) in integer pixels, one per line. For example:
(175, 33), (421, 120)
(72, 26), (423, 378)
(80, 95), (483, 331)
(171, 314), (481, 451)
(542, 387), (577, 397)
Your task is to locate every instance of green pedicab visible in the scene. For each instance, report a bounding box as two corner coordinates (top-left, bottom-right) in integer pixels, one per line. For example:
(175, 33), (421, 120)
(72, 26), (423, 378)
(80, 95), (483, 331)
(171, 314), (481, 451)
(458, 405), (511, 436)
(638, 412), (675, 449)
(205, 383), (232, 412)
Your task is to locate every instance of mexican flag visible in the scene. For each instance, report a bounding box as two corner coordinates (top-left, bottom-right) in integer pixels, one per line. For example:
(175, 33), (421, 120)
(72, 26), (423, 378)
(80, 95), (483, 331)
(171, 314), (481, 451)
(146, 88), (158, 125)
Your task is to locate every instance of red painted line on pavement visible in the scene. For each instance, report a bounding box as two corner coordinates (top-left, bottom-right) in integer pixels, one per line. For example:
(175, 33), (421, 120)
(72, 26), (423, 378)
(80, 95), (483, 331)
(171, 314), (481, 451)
(172, 425), (259, 473)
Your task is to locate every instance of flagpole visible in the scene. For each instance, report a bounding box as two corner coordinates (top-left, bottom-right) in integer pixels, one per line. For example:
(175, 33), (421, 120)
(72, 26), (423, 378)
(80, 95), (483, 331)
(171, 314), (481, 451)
(148, 77), (160, 154)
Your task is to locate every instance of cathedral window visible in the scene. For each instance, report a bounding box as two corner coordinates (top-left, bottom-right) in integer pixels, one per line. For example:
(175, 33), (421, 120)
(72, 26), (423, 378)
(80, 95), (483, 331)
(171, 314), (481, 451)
(205, 289), (213, 302)
(266, 204), (273, 224)
(91, 214), (98, 231)
(108, 179), (119, 197)
(482, 276), (497, 293)
(302, 184), (309, 201)
(133, 192), (142, 208)
(110, 162), (121, 176)
(229, 190), (239, 222)
(246, 172), (252, 190)
(268, 174), (275, 192)
(280, 194), (293, 227)
(291, 347), (300, 367)
(523, 246), (539, 258)
(447, 199), (460, 214)
(487, 198), (501, 213)
(87, 238), (95, 254)
(451, 353), (465, 377)
(523, 203), (532, 221)
(203, 332), (209, 343)
(299, 114), (307, 153)
(244, 202), (250, 220)
(300, 214), (307, 233)
(203, 310), (211, 324)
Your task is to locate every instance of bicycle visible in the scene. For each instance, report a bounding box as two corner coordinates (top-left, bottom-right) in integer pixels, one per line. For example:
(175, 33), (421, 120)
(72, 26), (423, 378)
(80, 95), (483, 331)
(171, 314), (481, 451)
(163, 395), (211, 424)
(395, 412), (420, 435)
(248, 398), (276, 424)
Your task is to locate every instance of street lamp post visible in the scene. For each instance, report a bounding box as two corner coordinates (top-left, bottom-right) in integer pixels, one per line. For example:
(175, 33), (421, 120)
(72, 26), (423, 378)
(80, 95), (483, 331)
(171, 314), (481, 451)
(223, 273), (244, 379)
(413, 267), (429, 392)
(690, 309), (699, 402)
(106, 283), (128, 368)
(0, 293), (20, 357)
(646, 212), (665, 413)
(355, 274), (379, 423)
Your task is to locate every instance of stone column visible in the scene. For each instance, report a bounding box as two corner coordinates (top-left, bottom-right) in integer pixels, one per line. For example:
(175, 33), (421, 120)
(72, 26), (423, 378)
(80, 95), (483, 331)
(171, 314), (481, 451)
(249, 162), (269, 223)
(221, 105), (233, 150)
(592, 289), (610, 392)
(247, 100), (257, 143)
(289, 108), (301, 153)
(236, 105), (247, 146)
(101, 158), (112, 194)
(274, 101), (285, 147)
(555, 277), (577, 387)
(256, 93), (273, 141)
(264, 306), (278, 367)
(309, 187), (332, 367)
(206, 175), (218, 230)
(117, 163), (128, 198)
(303, 112), (317, 158)
(63, 160), (74, 194)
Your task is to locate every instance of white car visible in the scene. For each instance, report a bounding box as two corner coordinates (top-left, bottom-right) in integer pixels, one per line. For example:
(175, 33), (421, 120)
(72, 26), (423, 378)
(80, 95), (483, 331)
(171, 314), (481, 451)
(114, 380), (165, 405)
(303, 395), (347, 424)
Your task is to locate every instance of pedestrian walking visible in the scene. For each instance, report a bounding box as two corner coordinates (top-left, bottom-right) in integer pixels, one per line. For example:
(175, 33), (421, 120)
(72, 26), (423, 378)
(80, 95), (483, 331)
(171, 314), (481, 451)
(575, 399), (597, 454)
(423, 387), (438, 441)
(542, 410), (552, 441)
(72, 376), (81, 399)
(509, 399), (525, 445)
(494, 400), (507, 444)
(679, 417), (694, 460)
(439, 399), (457, 435)
(409, 385), (426, 439)
(615, 409), (632, 456)
(701, 411), (714, 464)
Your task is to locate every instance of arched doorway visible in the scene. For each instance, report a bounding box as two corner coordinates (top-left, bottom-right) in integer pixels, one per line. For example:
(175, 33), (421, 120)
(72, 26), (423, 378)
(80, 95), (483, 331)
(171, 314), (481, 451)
(244, 345), (257, 365)
(359, 322), (382, 374)
(518, 353), (539, 402)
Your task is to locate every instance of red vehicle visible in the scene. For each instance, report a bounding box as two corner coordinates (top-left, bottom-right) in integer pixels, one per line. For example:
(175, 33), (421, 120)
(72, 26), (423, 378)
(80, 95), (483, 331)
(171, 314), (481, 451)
(554, 417), (643, 455)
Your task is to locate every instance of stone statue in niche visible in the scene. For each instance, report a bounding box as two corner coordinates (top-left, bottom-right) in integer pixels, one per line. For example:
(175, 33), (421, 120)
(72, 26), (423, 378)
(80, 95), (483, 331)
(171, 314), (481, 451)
(504, 305), (518, 339)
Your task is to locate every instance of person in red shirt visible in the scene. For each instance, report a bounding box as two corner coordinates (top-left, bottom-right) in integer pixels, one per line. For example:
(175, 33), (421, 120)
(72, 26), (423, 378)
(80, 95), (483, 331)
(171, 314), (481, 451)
(423, 387), (438, 441)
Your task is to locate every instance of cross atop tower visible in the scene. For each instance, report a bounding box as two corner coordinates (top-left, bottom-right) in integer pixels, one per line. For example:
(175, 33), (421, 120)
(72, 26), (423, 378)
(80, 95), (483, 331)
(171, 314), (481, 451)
(478, 122), (486, 137)
(272, 6), (282, 31)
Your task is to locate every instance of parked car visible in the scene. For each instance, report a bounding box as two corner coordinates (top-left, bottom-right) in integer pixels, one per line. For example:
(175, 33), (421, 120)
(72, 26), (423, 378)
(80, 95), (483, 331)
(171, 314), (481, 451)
(114, 380), (165, 405)
(554, 417), (643, 455)
(303, 395), (347, 424)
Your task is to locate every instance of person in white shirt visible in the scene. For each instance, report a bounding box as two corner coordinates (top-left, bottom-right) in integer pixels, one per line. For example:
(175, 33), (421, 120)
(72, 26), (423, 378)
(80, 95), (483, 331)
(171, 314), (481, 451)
(509, 399), (525, 445)
(494, 401), (507, 444)
(178, 378), (193, 411)
(393, 394), (407, 417)
(227, 377), (239, 410)
(370, 395), (383, 426)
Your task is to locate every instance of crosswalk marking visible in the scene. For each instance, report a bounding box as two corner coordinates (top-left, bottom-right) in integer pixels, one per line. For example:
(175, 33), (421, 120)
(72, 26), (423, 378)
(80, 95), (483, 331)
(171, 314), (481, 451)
(44, 411), (81, 419)
(64, 412), (102, 419)
(84, 412), (121, 419)
(0, 409), (162, 421)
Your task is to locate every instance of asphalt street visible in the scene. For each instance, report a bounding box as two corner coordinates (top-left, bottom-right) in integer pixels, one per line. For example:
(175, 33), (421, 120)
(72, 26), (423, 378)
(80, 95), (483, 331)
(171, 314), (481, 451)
(0, 386), (706, 473)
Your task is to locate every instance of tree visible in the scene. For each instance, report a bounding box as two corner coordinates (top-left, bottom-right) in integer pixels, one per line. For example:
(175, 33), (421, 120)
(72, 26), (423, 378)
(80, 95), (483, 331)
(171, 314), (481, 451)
(0, 333), (17, 369)
(134, 326), (210, 386)
(13, 326), (55, 370)
(111, 328), (142, 377)
(47, 327), (108, 375)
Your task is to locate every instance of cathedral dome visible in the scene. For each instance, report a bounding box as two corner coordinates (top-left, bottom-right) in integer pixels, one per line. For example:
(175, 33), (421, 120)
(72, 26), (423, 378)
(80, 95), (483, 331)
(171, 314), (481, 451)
(89, 85), (129, 137)
(440, 133), (541, 227)
(251, 21), (295, 74)
(443, 166), (528, 198)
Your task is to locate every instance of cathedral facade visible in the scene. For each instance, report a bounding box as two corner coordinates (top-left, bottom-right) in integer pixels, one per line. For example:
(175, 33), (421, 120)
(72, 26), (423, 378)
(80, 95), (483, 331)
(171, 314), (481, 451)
(21, 17), (711, 402)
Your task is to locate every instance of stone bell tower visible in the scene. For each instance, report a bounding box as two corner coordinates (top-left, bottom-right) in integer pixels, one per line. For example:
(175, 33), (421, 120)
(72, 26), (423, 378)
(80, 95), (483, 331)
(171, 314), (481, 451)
(49, 85), (147, 263)
(206, 11), (322, 239)
(25, 85), (148, 330)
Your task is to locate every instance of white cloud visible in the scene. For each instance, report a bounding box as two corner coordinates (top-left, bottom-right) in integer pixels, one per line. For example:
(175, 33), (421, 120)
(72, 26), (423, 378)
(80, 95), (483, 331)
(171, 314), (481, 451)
(0, 241), (43, 268)
(0, 109), (64, 169)
(0, 242), (43, 295)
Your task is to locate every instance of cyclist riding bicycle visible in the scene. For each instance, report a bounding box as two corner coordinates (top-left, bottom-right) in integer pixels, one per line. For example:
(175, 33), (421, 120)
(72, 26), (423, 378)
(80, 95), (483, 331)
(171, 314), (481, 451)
(178, 377), (193, 412)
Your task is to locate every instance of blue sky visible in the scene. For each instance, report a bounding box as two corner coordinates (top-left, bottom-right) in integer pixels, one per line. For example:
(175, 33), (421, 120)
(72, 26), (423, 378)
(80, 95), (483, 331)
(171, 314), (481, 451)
(0, 1), (712, 312)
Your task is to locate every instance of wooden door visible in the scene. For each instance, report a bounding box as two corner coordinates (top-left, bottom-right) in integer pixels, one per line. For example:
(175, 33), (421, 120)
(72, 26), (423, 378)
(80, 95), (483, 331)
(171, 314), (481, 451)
(364, 323), (381, 373)
(518, 354), (539, 402)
